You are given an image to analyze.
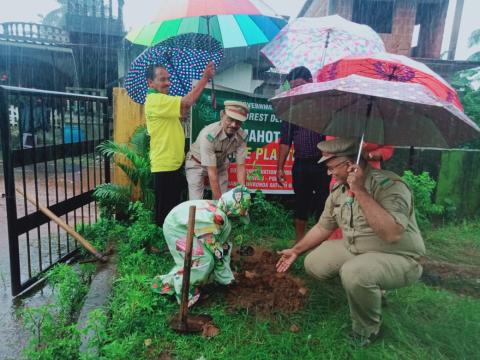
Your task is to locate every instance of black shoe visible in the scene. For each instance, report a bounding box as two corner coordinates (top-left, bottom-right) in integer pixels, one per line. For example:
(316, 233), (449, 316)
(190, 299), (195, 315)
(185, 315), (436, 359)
(348, 330), (381, 347)
(381, 293), (388, 307)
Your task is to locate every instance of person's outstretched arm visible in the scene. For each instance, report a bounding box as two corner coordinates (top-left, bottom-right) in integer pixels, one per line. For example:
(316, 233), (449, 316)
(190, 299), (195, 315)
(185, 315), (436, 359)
(180, 62), (215, 117)
(276, 223), (333, 272)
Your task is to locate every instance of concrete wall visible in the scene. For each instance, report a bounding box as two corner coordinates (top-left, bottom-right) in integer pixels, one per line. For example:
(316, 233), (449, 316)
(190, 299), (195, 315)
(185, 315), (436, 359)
(301, 0), (449, 58)
(381, 0), (417, 56)
(215, 63), (264, 94)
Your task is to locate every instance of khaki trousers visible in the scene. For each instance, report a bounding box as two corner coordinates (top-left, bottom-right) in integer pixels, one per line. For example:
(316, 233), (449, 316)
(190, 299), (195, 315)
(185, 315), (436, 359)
(304, 240), (422, 337)
(185, 159), (228, 200)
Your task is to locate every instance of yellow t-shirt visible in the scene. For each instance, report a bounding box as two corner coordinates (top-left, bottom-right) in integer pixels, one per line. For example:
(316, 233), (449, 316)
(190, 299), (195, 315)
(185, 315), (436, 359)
(144, 91), (184, 172)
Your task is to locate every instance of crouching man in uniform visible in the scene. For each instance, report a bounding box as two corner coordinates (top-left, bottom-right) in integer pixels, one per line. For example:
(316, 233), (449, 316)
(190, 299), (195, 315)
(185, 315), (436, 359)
(276, 137), (425, 346)
(186, 100), (249, 200)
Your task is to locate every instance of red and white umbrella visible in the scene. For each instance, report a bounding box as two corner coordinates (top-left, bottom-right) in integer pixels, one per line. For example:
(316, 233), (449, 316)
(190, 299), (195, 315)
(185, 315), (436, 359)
(315, 52), (463, 110)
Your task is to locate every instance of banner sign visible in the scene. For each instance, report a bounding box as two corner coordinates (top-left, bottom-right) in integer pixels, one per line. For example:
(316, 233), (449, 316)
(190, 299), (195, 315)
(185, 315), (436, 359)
(190, 86), (294, 194)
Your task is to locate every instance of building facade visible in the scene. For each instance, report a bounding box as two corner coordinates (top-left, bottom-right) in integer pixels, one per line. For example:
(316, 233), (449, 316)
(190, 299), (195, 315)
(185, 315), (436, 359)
(300, 0), (450, 58)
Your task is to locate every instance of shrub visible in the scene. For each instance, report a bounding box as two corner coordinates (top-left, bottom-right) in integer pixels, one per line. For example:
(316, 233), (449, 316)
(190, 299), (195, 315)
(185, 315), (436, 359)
(233, 190), (293, 245)
(78, 218), (126, 256)
(22, 263), (92, 360)
(96, 125), (154, 212)
(126, 202), (165, 251)
(22, 305), (80, 360)
(93, 183), (131, 220)
(402, 170), (444, 228)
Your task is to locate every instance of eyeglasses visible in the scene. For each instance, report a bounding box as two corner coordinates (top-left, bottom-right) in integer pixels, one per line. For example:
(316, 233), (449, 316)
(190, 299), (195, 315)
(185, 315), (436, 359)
(326, 159), (349, 173)
(224, 116), (242, 127)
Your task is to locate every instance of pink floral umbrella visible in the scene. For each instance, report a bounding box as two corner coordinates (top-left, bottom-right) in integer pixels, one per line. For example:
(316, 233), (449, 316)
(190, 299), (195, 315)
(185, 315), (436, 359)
(261, 15), (385, 74)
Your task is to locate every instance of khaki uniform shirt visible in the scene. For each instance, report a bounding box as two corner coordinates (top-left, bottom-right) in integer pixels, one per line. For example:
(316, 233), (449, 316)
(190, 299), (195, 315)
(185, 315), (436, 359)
(189, 121), (247, 168)
(318, 166), (425, 259)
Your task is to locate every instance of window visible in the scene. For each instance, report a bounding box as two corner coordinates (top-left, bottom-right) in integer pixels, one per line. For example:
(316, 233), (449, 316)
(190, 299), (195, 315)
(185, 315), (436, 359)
(352, 0), (394, 34)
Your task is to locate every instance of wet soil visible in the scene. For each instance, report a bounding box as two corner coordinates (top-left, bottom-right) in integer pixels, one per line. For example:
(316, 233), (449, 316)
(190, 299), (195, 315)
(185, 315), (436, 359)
(226, 246), (308, 314)
(421, 258), (480, 298)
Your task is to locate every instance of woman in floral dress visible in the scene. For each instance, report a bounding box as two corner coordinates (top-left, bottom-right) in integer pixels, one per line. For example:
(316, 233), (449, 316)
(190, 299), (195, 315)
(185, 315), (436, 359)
(152, 185), (251, 306)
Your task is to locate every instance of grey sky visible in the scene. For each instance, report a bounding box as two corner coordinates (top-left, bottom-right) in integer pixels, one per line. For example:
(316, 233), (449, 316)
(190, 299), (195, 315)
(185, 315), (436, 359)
(0, 0), (479, 60)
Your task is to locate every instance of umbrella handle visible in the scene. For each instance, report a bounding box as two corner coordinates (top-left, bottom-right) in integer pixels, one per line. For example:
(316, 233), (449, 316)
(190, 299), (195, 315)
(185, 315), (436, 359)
(211, 78), (216, 109)
(206, 15), (217, 110)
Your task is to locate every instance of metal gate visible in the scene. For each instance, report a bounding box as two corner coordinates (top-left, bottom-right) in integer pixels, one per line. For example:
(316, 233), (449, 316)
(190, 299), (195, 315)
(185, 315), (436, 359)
(0, 85), (110, 296)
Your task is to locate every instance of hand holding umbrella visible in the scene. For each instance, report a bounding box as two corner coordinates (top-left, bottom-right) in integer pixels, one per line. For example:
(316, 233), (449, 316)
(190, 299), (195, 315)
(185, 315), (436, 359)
(202, 61), (217, 108)
(346, 164), (365, 186)
(125, 33), (223, 105)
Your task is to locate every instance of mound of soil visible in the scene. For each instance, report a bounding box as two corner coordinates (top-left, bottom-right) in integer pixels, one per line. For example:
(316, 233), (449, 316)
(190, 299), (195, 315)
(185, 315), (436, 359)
(226, 246), (308, 314)
(420, 259), (480, 297)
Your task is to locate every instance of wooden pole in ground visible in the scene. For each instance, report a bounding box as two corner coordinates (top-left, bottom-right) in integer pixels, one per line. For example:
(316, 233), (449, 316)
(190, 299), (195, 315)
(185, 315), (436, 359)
(179, 205), (196, 331)
(15, 187), (106, 261)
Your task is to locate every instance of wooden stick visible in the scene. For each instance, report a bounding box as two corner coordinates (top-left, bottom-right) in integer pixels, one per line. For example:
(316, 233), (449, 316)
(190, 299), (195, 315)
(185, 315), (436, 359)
(179, 205), (196, 330)
(15, 187), (106, 261)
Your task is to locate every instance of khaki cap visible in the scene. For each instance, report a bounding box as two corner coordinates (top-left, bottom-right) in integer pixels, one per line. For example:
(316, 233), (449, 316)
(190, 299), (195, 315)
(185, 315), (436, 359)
(224, 100), (249, 122)
(317, 137), (359, 163)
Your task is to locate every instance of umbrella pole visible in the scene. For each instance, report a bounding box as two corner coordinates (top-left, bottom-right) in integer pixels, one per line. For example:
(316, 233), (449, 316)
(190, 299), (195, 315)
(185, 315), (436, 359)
(355, 98), (373, 164)
(320, 30), (331, 69)
(206, 16), (217, 109)
(346, 98), (373, 205)
(355, 132), (365, 164)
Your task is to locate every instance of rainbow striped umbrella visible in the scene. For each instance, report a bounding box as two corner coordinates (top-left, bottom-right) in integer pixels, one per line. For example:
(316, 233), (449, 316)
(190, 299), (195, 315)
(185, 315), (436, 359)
(126, 0), (287, 48)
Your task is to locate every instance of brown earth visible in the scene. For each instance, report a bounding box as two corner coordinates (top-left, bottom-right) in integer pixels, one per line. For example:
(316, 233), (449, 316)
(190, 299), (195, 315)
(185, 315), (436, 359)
(225, 246), (309, 314)
(420, 258), (480, 297)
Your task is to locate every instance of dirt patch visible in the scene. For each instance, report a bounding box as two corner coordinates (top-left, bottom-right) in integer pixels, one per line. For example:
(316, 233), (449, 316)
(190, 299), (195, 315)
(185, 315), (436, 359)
(225, 246), (308, 314)
(420, 258), (480, 297)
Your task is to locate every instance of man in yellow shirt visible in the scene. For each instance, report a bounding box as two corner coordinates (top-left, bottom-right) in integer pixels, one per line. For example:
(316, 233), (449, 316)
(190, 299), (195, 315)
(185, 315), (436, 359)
(145, 62), (215, 226)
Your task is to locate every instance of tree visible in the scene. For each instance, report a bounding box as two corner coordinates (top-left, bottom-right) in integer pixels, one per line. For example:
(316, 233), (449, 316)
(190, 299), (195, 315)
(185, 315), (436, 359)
(467, 29), (480, 61)
(451, 67), (480, 149)
(39, 0), (68, 28)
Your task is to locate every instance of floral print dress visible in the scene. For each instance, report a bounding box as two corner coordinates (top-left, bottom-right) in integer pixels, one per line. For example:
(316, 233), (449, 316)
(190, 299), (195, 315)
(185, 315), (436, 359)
(152, 186), (251, 306)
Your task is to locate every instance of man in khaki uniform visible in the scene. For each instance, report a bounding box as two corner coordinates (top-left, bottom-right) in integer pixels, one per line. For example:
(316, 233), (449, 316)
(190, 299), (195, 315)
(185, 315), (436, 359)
(276, 137), (425, 346)
(186, 100), (249, 200)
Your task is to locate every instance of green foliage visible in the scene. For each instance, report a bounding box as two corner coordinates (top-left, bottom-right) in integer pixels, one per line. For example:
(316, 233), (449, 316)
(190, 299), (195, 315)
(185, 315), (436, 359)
(125, 202), (165, 251)
(93, 183), (131, 220)
(248, 190), (290, 227)
(22, 263), (92, 359)
(96, 125), (154, 211)
(80, 309), (109, 360)
(78, 218), (127, 255)
(22, 305), (80, 360)
(48, 264), (88, 323)
(468, 29), (480, 48)
(451, 68), (480, 149)
(402, 170), (444, 228)
(232, 190), (293, 248)
(467, 28), (480, 61)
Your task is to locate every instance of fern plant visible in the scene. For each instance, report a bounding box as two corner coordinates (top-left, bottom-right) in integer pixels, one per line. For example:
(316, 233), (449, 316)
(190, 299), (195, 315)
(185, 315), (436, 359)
(94, 125), (154, 215)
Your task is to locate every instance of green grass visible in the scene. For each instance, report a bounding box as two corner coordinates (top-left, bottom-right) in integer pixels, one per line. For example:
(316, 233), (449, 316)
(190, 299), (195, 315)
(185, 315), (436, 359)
(423, 219), (480, 265)
(83, 207), (480, 360)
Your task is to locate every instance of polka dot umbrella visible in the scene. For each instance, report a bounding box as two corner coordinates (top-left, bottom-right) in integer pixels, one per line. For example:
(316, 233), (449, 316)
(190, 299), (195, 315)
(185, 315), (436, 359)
(125, 33), (223, 104)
